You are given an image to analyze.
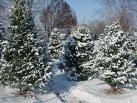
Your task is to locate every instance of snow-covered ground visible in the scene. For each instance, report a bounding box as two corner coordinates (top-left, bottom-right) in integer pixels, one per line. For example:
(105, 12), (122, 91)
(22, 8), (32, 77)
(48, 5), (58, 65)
(66, 79), (137, 103)
(1, 40), (137, 103)
(1, 69), (137, 103)
(0, 86), (62, 103)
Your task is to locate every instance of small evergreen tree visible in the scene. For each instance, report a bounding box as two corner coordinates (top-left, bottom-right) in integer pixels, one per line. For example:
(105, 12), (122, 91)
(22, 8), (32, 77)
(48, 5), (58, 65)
(92, 21), (137, 90)
(0, 21), (7, 69)
(0, 21), (6, 59)
(0, 0), (51, 93)
(72, 26), (94, 80)
(48, 28), (62, 60)
(36, 27), (49, 67)
(63, 36), (79, 80)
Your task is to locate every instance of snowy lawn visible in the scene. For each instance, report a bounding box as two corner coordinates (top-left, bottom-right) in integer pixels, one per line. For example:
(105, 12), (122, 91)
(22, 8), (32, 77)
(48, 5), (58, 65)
(65, 79), (137, 103)
(0, 86), (62, 103)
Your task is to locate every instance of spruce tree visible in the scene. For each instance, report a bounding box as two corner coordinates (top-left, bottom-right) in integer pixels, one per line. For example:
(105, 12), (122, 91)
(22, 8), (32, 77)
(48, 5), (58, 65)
(92, 21), (137, 90)
(63, 36), (79, 80)
(48, 28), (62, 61)
(0, 0), (51, 92)
(0, 21), (5, 59)
(37, 27), (49, 67)
(0, 20), (7, 68)
(72, 26), (94, 80)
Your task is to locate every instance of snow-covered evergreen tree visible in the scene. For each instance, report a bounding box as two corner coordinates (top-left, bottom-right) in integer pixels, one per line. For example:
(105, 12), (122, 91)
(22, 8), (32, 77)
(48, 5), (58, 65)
(36, 26), (49, 67)
(0, 21), (7, 70)
(63, 36), (79, 80)
(0, 0), (51, 92)
(0, 21), (6, 59)
(92, 21), (137, 90)
(72, 26), (94, 80)
(48, 28), (62, 60)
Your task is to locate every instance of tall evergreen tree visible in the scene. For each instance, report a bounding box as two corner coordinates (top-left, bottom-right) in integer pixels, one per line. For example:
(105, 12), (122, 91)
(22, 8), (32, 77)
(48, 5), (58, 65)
(0, 0), (51, 92)
(92, 21), (137, 90)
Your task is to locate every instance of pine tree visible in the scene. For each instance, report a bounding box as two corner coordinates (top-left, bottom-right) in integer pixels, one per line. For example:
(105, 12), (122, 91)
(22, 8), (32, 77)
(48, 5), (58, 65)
(63, 36), (79, 80)
(0, 0), (51, 92)
(36, 27), (49, 67)
(72, 26), (94, 80)
(0, 21), (6, 59)
(92, 21), (137, 90)
(0, 20), (7, 68)
(48, 28), (62, 61)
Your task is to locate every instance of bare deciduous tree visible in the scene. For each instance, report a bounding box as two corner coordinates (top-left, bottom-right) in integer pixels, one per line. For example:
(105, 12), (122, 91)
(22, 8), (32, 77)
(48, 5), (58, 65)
(0, 0), (6, 16)
(101, 0), (137, 31)
(40, 0), (77, 35)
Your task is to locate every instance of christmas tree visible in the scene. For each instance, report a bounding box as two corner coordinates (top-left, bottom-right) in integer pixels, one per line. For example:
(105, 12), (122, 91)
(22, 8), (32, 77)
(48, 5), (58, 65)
(0, 20), (7, 70)
(92, 21), (137, 91)
(0, 0), (51, 93)
(36, 27), (49, 67)
(0, 21), (7, 59)
(63, 36), (79, 80)
(72, 26), (94, 80)
(48, 28), (62, 61)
